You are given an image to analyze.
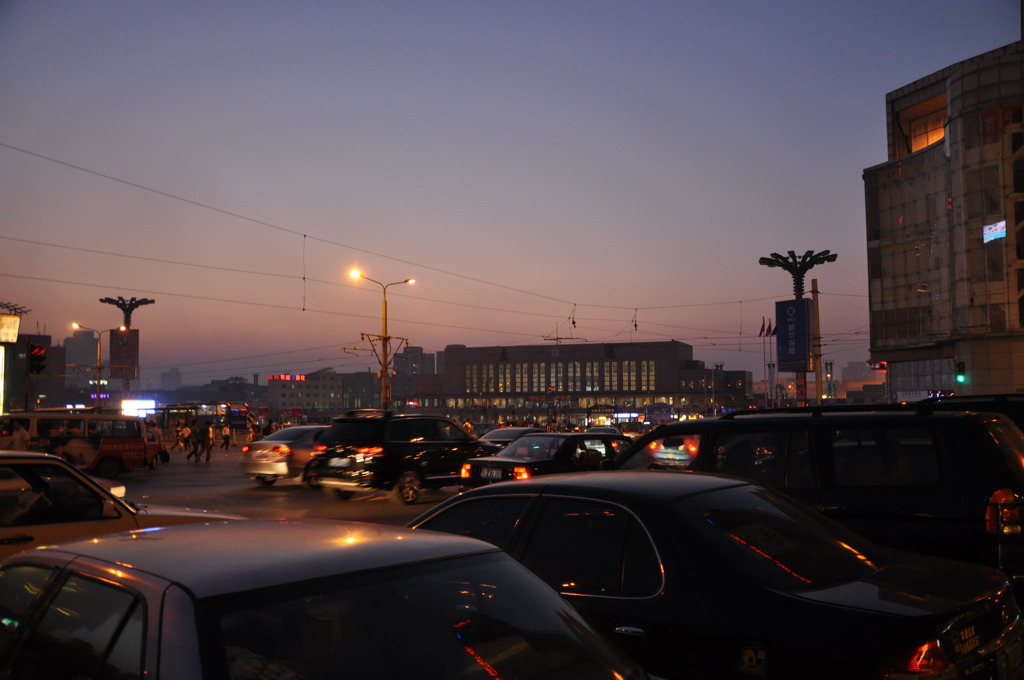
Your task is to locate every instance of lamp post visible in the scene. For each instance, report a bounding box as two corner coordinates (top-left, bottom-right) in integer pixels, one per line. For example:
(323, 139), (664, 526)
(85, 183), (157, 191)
(71, 322), (126, 409)
(349, 269), (415, 409)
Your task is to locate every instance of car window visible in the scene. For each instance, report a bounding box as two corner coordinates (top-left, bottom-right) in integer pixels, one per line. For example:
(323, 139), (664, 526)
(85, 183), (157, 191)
(8, 573), (144, 680)
(0, 565), (58, 658)
(435, 420), (469, 442)
(829, 426), (940, 487)
(498, 436), (562, 461)
(0, 463), (113, 527)
(712, 429), (811, 489)
(325, 420), (385, 445)
(205, 552), (641, 680)
(416, 497), (532, 550)
(519, 498), (662, 598)
(619, 433), (700, 470)
(389, 419), (437, 442)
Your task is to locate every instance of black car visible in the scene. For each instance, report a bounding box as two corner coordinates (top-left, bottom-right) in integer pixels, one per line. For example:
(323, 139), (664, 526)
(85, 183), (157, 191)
(307, 410), (501, 504)
(411, 471), (1024, 680)
(614, 406), (1024, 589)
(460, 431), (630, 487)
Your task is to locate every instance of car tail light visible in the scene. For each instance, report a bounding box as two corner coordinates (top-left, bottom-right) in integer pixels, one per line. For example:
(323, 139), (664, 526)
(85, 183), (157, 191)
(880, 639), (961, 679)
(313, 444), (327, 453)
(241, 445), (251, 454)
(272, 445), (291, 457)
(985, 488), (1022, 535)
(356, 446), (384, 457)
(461, 464), (471, 478)
(513, 467), (530, 480)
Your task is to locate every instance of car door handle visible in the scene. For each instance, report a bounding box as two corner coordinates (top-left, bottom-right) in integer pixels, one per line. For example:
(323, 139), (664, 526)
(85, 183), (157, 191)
(614, 626), (646, 638)
(0, 535), (34, 545)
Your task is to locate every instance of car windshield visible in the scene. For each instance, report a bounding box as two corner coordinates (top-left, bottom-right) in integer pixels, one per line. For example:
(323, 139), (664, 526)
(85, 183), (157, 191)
(496, 436), (564, 461)
(676, 485), (884, 591)
(199, 552), (645, 680)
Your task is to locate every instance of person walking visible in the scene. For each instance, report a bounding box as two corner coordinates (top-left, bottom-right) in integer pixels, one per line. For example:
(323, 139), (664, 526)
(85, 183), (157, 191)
(185, 420), (201, 462)
(220, 422), (231, 449)
(9, 421), (29, 450)
(201, 421), (215, 463)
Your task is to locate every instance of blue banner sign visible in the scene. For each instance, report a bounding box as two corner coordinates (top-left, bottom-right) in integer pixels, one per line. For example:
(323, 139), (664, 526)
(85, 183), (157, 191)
(775, 299), (813, 372)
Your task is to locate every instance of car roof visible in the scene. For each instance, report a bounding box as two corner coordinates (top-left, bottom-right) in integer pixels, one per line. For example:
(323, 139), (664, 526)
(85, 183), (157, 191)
(26, 520), (501, 598)
(451, 469), (750, 501)
(0, 451), (69, 462)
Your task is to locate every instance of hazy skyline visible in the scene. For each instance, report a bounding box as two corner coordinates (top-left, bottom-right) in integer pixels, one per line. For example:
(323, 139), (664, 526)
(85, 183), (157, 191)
(1, 2), (1020, 386)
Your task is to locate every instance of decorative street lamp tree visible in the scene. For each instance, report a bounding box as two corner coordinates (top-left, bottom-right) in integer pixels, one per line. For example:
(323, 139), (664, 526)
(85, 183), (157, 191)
(757, 250), (837, 299)
(71, 322), (126, 409)
(349, 269), (415, 409)
(99, 296), (155, 327)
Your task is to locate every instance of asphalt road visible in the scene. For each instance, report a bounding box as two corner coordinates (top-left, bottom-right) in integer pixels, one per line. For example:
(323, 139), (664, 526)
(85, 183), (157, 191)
(116, 445), (458, 526)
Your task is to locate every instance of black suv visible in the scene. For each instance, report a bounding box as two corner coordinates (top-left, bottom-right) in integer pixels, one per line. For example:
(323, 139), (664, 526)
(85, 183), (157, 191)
(308, 410), (501, 504)
(614, 405), (1024, 588)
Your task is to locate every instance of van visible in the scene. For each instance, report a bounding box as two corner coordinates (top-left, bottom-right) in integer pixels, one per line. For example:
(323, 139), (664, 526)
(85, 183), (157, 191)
(0, 411), (156, 478)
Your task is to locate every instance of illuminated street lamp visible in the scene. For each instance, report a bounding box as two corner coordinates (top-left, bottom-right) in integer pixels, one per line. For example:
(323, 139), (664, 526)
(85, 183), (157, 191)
(71, 322), (126, 409)
(349, 269), (415, 409)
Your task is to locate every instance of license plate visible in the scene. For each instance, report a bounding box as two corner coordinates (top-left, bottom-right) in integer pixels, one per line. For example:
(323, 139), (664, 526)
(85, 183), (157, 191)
(481, 467), (503, 480)
(328, 457), (351, 468)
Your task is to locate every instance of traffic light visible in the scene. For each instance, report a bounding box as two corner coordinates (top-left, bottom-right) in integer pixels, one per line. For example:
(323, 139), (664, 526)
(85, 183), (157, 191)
(955, 361), (967, 384)
(27, 343), (46, 375)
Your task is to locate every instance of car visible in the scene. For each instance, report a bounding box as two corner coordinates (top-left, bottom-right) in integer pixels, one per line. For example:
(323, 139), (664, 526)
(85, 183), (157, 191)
(612, 405), (1024, 590)
(0, 519), (651, 680)
(306, 409), (502, 504)
(460, 431), (631, 487)
(239, 424), (329, 486)
(411, 470), (1024, 680)
(477, 426), (544, 447)
(0, 451), (243, 559)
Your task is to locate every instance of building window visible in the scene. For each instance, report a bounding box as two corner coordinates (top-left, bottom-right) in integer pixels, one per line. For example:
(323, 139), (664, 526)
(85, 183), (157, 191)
(482, 364), (495, 393)
(603, 361), (619, 391)
(498, 364), (511, 393)
(550, 363), (564, 392)
(532, 363), (546, 392)
(641, 361), (656, 391)
(585, 362), (599, 392)
(622, 361), (637, 391)
(515, 364), (528, 393)
(567, 362), (581, 392)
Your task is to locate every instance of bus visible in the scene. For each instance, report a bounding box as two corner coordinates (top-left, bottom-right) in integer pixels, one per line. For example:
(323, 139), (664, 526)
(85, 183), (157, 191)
(153, 402), (252, 446)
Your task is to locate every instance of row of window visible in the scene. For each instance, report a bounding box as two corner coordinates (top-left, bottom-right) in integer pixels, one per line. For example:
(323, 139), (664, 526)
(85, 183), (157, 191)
(464, 361), (658, 394)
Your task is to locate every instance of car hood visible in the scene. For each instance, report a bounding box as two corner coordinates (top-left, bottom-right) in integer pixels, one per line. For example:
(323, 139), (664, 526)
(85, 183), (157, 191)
(132, 503), (246, 526)
(789, 552), (1008, 617)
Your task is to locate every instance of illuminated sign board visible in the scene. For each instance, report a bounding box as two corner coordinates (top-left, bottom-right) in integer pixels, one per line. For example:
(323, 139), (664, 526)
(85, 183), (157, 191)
(775, 299), (813, 373)
(0, 315), (20, 344)
(268, 374), (307, 381)
(983, 220), (1006, 243)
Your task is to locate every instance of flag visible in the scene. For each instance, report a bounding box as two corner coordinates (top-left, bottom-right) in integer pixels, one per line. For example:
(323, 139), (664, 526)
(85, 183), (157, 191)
(766, 320), (774, 336)
(758, 317), (766, 337)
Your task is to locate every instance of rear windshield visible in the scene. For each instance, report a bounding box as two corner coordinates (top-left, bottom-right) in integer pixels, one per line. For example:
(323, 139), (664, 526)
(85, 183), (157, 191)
(324, 420), (386, 445)
(496, 436), (564, 461)
(261, 427), (321, 443)
(982, 416), (1024, 488)
(676, 485), (883, 591)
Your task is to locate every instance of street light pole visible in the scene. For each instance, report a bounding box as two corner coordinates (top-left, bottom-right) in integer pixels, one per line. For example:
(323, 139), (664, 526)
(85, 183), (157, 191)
(350, 269), (415, 409)
(71, 322), (126, 409)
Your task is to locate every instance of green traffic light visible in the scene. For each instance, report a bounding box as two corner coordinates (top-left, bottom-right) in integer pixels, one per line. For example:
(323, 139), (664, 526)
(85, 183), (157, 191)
(956, 374), (966, 383)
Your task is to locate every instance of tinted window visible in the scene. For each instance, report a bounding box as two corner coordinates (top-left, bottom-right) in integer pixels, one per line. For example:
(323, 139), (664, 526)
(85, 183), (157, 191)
(261, 427), (320, 443)
(712, 429), (811, 488)
(520, 498), (662, 598)
(619, 433), (700, 470)
(0, 463), (112, 527)
(9, 574), (143, 680)
(203, 552), (644, 680)
(417, 497), (532, 550)
(830, 426), (940, 487)
(0, 565), (57, 657)
(325, 420), (386, 445)
(497, 436), (564, 461)
(677, 485), (880, 591)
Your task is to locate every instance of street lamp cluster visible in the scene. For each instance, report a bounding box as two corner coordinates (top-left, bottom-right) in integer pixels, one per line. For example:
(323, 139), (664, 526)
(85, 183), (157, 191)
(349, 269), (415, 409)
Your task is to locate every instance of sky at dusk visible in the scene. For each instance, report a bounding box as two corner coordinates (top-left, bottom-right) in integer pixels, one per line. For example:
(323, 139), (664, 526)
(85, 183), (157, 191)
(1, 1), (1021, 387)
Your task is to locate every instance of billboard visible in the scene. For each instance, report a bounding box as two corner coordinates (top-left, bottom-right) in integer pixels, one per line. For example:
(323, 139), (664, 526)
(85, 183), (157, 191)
(775, 299), (813, 373)
(0, 315), (21, 344)
(108, 328), (139, 380)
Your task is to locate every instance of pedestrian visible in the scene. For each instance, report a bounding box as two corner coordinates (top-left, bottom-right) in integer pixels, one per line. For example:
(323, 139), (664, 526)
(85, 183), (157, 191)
(9, 421), (29, 450)
(201, 421), (214, 463)
(220, 422), (231, 449)
(175, 421), (190, 451)
(186, 420), (200, 462)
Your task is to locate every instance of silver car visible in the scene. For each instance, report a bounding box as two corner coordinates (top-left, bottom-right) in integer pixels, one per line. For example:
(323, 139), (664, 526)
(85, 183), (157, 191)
(239, 424), (329, 486)
(0, 520), (651, 679)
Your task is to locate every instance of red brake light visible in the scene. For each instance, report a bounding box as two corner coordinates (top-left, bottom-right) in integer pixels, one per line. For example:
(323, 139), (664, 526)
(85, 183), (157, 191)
(513, 467), (530, 480)
(880, 639), (959, 679)
(461, 464), (471, 478)
(356, 446), (384, 457)
(273, 445), (291, 456)
(986, 488), (1021, 534)
(241, 445), (251, 453)
(313, 444), (327, 453)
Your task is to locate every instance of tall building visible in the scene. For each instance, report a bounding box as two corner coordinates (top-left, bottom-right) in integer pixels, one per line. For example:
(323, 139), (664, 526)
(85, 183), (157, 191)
(864, 40), (1024, 398)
